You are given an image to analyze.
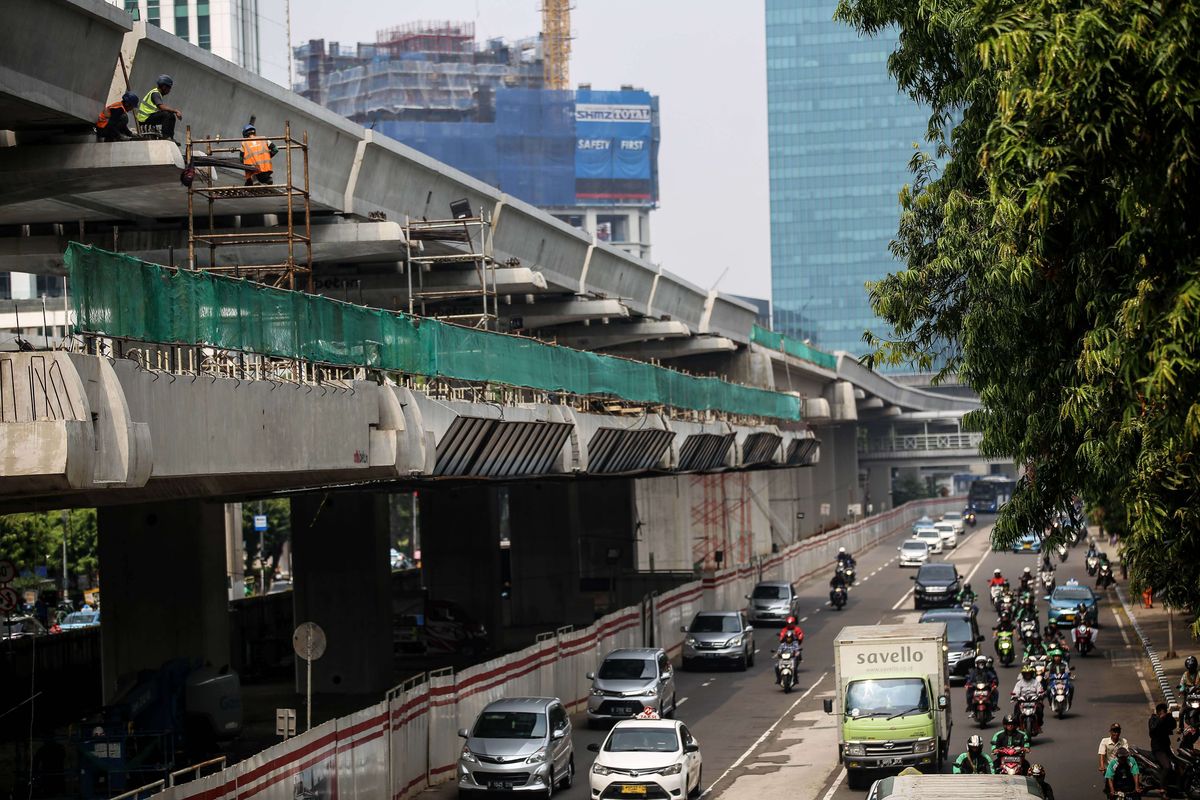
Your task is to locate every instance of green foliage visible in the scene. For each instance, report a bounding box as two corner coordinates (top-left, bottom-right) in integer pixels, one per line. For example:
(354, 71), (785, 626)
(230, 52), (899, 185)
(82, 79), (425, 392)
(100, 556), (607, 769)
(241, 499), (291, 574)
(893, 474), (936, 506)
(0, 509), (98, 587)
(836, 0), (1200, 631)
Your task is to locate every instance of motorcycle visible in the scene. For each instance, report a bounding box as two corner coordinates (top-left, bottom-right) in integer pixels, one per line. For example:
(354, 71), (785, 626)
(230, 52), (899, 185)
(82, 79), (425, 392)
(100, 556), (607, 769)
(990, 584), (1004, 605)
(1047, 672), (1072, 718)
(1040, 570), (1056, 592)
(965, 511), (977, 527)
(1056, 543), (1069, 563)
(998, 596), (1015, 618)
(1097, 563), (1116, 588)
(993, 745), (1029, 776)
(1086, 554), (1100, 576)
(1015, 690), (1043, 738)
(1074, 623), (1096, 656)
(830, 585), (847, 610)
(970, 681), (994, 727)
(1182, 685), (1200, 724)
(995, 631), (1016, 667)
(1129, 743), (1200, 800)
(841, 565), (856, 585)
(1018, 617), (1039, 645)
(776, 650), (797, 693)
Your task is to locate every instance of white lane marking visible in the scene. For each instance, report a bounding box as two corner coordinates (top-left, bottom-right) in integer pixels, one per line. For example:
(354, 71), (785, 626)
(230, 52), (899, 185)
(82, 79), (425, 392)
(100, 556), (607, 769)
(814, 607), (823, 613)
(676, 696), (690, 708)
(892, 588), (914, 610)
(701, 680), (713, 687)
(754, 649), (761, 654)
(861, 576), (870, 582)
(699, 671), (830, 797)
(799, 617), (808, 623)
(962, 536), (995, 584)
(819, 768), (847, 800)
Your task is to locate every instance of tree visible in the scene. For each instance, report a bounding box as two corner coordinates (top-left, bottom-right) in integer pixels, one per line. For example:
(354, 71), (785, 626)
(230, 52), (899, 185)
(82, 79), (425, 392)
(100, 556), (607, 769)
(241, 498), (291, 576)
(0, 509), (98, 591)
(835, 0), (1200, 630)
(893, 474), (935, 506)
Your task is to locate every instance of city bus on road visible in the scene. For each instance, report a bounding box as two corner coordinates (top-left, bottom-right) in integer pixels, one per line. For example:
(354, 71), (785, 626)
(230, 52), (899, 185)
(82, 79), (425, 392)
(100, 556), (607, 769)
(967, 476), (1017, 513)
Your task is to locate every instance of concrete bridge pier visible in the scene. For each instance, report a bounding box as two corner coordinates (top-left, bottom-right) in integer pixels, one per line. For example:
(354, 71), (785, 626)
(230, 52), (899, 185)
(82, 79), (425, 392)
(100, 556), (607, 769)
(290, 492), (392, 696)
(97, 500), (232, 703)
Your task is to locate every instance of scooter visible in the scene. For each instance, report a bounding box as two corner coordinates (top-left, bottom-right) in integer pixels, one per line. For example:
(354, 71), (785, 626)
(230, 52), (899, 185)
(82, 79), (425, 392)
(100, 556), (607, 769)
(993, 745), (1029, 776)
(1040, 570), (1056, 593)
(1086, 554), (1100, 576)
(1018, 617), (1039, 645)
(1015, 691), (1043, 738)
(1097, 563), (1116, 588)
(1047, 672), (1073, 718)
(830, 585), (847, 611)
(970, 681), (994, 727)
(1129, 743), (1200, 799)
(776, 650), (797, 693)
(965, 511), (977, 527)
(1182, 686), (1200, 723)
(1056, 543), (1069, 563)
(1074, 623), (1096, 656)
(995, 631), (1016, 667)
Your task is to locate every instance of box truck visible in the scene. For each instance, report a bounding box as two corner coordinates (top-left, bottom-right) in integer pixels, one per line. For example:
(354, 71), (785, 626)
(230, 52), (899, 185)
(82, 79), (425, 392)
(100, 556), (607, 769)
(823, 624), (952, 789)
(866, 774), (1045, 799)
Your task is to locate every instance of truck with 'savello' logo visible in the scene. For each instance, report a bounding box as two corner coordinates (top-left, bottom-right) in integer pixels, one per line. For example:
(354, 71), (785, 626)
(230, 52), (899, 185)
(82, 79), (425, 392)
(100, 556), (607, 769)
(822, 624), (952, 790)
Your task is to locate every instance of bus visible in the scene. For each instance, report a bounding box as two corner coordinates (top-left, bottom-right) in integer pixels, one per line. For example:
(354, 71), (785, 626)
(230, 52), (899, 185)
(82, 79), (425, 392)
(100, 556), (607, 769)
(967, 475), (1017, 513)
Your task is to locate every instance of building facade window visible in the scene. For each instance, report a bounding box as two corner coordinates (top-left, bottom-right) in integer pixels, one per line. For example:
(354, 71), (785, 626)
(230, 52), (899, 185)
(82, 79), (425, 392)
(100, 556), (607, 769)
(174, 0), (190, 40)
(146, 0), (160, 26)
(197, 4), (210, 50)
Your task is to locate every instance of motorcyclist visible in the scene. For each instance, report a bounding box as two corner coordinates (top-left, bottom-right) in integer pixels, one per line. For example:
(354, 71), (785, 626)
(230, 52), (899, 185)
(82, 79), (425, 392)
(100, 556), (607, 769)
(991, 714), (1032, 752)
(953, 734), (994, 774)
(1045, 649), (1074, 703)
(994, 611), (1017, 637)
(1179, 655), (1199, 695)
(1024, 632), (1050, 662)
(829, 570), (848, 605)
(1104, 746), (1141, 799)
(778, 615), (805, 644)
(956, 582), (978, 605)
(775, 630), (801, 684)
(1043, 621), (1070, 653)
(836, 547), (855, 569)
(988, 569), (1007, 589)
(1011, 665), (1045, 728)
(1040, 551), (1055, 574)
(965, 654), (999, 709)
(1019, 566), (1035, 593)
(1029, 763), (1056, 800)
(1016, 595), (1039, 624)
(1086, 538), (1099, 558)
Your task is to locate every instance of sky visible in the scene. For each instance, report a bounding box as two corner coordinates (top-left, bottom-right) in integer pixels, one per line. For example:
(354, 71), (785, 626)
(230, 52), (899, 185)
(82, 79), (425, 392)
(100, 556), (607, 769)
(289, 0), (772, 300)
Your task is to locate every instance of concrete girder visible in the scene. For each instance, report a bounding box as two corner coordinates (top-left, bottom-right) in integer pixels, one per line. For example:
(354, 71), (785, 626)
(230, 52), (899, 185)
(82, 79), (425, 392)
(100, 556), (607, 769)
(647, 268), (708, 338)
(552, 319), (692, 350)
(0, 0), (131, 131)
(858, 397), (885, 410)
(605, 335), (738, 360)
(0, 141), (185, 210)
(0, 221), (406, 275)
(509, 298), (629, 329)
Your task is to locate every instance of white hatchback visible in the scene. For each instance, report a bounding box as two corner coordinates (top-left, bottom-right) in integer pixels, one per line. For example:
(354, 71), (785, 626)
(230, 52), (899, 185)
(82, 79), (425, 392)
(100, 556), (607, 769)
(913, 527), (944, 554)
(934, 521), (958, 549)
(588, 718), (703, 800)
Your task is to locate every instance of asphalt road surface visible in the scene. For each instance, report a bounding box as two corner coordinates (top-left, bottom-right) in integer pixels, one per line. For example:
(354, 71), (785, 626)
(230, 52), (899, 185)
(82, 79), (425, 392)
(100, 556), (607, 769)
(420, 518), (1159, 799)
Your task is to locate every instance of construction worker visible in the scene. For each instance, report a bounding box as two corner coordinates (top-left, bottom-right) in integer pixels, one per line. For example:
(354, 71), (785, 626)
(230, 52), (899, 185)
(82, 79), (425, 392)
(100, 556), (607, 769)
(96, 92), (139, 142)
(135, 74), (182, 142)
(240, 123), (277, 186)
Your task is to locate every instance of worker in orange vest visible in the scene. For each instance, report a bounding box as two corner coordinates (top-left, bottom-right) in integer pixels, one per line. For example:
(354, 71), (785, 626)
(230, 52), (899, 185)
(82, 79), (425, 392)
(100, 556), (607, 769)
(96, 92), (139, 142)
(240, 123), (277, 186)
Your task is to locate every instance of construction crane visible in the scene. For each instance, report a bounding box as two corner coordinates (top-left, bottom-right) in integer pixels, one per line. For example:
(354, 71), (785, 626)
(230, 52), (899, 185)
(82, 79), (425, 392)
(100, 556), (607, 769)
(541, 0), (571, 90)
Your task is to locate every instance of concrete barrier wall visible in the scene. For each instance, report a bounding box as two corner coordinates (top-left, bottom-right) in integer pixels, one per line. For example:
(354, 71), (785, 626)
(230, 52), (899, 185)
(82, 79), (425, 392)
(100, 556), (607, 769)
(152, 497), (961, 800)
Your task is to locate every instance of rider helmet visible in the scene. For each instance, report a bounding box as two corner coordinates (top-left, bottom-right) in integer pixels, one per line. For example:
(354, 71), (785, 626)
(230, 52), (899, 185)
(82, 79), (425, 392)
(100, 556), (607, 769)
(785, 615), (796, 626)
(967, 734), (983, 752)
(1030, 763), (1045, 777)
(975, 655), (987, 669)
(1186, 655), (1198, 673)
(1021, 665), (1035, 679)
(994, 569), (1002, 576)
(986, 657), (995, 668)
(839, 547), (846, 554)
(783, 630), (796, 643)
(1023, 567), (1032, 575)
(1003, 714), (1017, 726)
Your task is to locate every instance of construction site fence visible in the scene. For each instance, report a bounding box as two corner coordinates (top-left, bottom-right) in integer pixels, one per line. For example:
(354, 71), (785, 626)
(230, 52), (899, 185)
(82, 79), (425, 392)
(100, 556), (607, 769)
(751, 324), (838, 371)
(148, 497), (959, 800)
(65, 244), (801, 421)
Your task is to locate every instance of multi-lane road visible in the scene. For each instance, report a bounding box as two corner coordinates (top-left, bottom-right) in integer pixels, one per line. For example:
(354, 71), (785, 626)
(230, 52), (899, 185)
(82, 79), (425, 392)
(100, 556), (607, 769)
(421, 518), (1162, 799)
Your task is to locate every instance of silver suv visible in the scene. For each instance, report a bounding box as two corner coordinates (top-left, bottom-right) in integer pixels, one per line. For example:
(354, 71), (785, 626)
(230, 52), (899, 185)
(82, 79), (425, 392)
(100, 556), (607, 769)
(746, 580), (799, 624)
(681, 610), (755, 671)
(456, 697), (575, 795)
(586, 648), (677, 726)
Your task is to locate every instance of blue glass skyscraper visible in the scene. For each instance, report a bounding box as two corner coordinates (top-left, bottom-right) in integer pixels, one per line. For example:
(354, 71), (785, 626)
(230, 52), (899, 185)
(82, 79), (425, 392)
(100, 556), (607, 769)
(766, 0), (929, 356)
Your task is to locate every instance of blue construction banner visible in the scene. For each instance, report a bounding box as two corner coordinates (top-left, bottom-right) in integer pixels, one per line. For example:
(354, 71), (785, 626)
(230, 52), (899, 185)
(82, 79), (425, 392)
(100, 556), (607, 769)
(574, 89), (654, 204)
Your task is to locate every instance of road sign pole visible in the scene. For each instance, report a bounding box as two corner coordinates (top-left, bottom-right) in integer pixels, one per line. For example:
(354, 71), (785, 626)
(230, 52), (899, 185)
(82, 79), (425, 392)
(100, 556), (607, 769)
(306, 640), (312, 731)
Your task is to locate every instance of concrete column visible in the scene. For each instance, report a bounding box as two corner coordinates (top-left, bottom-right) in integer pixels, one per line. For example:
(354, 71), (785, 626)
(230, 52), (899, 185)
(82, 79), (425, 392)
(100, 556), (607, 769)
(291, 492), (391, 695)
(225, 503), (244, 601)
(865, 464), (893, 513)
(97, 500), (231, 703)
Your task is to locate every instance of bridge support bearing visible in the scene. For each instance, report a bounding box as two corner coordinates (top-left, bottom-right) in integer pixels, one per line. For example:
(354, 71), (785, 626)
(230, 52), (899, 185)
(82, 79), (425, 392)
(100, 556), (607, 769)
(98, 500), (231, 703)
(291, 492), (392, 696)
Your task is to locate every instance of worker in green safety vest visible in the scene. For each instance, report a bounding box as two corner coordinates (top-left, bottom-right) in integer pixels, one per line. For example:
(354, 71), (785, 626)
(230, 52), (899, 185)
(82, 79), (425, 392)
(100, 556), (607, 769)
(136, 74), (183, 142)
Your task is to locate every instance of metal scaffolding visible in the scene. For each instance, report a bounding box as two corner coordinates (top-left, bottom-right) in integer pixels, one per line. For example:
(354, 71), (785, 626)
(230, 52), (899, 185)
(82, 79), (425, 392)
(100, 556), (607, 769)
(404, 211), (499, 330)
(185, 121), (313, 291)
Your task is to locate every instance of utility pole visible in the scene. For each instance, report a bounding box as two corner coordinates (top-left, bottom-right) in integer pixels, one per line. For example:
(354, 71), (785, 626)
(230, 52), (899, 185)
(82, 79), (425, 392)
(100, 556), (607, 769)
(60, 509), (69, 598)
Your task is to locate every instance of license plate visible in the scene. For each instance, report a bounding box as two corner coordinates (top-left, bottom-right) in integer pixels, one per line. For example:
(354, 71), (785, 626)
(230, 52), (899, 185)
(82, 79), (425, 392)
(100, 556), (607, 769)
(880, 757), (903, 767)
(621, 786), (648, 795)
(488, 782), (513, 790)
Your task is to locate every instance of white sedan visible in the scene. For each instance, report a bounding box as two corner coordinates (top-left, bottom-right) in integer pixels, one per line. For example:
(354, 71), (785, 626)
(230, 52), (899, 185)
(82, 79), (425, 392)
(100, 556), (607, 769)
(933, 521), (958, 549)
(898, 539), (931, 567)
(913, 527), (944, 554)
(588, 718), (703, 799)
(939, 511), (966, 534)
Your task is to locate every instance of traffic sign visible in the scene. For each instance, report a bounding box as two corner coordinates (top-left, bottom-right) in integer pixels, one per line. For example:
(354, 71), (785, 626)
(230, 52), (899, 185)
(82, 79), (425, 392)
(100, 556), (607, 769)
(0, 587), (19, 614)
(293, 622), (327, 661)
(0, 559), (15, 584)
(253, 514), (268, 531)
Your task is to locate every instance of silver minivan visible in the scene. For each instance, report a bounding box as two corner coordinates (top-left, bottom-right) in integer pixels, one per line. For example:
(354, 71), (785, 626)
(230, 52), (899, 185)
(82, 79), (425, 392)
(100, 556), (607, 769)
(681, 610), (755, 671)
(586, 648), (677, 726)
(457, 697), (575, 795)
(746, 580), (799, 624)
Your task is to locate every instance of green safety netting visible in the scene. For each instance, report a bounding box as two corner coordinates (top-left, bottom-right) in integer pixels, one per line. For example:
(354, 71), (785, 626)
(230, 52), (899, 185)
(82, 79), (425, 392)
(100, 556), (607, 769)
(66, 244), (801, 421)
(750, 324), (838, 370)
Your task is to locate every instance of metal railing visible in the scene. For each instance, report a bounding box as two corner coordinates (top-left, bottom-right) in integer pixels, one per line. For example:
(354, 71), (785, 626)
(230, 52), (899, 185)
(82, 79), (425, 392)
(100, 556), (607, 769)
(859, 431), (984, 455)
(110, 780), (165, 800)
(169, 756), (227, 787)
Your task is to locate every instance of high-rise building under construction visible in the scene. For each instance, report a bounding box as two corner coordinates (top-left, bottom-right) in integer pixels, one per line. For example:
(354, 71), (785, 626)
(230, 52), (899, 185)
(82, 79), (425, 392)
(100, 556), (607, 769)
(765, 0), (928, 357)
(296, 22), (660, 261)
